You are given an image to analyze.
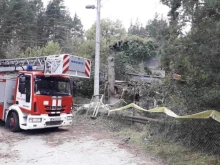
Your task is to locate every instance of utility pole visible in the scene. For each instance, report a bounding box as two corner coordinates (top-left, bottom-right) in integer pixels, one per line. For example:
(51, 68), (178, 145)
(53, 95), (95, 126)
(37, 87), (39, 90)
(85, 0), (101, 96)
(94, 0), (101, 96)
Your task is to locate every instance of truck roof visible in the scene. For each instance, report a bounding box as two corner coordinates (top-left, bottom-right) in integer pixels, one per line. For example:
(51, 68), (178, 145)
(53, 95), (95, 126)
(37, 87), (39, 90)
(19, 71), (70, 79)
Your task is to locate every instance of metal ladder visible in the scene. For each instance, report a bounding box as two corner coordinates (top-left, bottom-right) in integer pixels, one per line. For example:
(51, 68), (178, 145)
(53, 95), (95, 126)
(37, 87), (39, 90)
(0, 56), (46, 72)
(86, 95), (109, 119)
(0, 55), (62, 74)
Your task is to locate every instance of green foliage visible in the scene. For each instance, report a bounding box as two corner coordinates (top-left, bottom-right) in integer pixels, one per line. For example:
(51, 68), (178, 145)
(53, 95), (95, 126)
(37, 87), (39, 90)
(0, 0), (84, 58)
(86, 19), (126, 41)
(114, 52), (127, 80)
(111, 36), (158, 78)
(154, 0), (220, 155)
(43, 0), (82, 46)
(77, 73), (94, 98)
(122, 40), (157, 65)
(0, 0), (41, 55)
(21, 41), (61, 57)
(146, 15), (170, 41)
(43, 41), (61, 55)
(71, 13), (84, 38)
(161, 0), (220, 111)
(75, 19), (126, 72)
(128, 19), (148, 38)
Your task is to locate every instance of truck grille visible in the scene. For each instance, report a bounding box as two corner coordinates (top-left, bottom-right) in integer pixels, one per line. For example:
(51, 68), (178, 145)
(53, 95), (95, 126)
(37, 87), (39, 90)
(46, 110), (64, 113)
(45, 106), (65, 110)
(45, 121), (63, 126)
(45, 106), (65, 114)
(48, 114), (60, 117)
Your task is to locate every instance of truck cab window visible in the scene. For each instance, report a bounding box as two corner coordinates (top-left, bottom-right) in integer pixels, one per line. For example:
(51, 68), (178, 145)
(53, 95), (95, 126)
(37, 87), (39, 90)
(34, 76), (71, 96)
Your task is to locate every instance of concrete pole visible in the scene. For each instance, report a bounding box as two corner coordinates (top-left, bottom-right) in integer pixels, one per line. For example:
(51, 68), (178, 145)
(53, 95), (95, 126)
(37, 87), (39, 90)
(94, 0), (101, 96)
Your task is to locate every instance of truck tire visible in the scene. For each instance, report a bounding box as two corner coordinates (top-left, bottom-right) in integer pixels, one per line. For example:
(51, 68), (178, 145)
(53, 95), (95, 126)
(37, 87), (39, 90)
(9, 112), (21, 132)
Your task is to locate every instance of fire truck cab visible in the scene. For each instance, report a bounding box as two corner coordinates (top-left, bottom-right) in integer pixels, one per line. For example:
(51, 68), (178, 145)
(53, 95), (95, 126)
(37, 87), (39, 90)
(0, 54), (91, 132)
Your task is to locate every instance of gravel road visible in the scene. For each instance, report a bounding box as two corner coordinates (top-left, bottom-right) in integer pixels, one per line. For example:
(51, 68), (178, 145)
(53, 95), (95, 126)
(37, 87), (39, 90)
(0, 118), (165, 165)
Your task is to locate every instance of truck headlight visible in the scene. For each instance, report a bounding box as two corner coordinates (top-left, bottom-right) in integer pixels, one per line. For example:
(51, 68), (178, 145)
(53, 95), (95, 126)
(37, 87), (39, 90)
(67, 116), (72, 120)
(29, 118), (42, 123)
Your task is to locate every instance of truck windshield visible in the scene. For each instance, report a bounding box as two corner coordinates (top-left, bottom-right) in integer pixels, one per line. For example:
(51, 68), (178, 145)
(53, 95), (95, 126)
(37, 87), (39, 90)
(34, 76), (71, 96)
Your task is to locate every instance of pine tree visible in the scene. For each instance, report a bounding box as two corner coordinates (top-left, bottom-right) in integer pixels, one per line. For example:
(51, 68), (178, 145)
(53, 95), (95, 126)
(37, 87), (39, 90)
(72, 13), (84, 38)
(128, 19), (148, 38)
(0, 0), (40, 57)
(44, 0), (74, 46)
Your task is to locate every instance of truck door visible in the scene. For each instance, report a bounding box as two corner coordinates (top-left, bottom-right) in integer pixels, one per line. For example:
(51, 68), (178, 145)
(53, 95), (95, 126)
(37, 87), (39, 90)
(0, 80), (6, 119)
(16, 75), (32, 111)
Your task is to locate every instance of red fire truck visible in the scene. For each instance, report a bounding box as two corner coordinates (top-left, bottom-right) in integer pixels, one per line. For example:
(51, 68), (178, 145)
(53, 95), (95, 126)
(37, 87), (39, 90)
(0, 54), (91, 132)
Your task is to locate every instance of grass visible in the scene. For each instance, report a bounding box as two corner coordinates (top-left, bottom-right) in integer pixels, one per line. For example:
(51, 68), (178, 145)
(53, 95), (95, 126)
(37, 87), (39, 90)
(74, 115), (220, 165)
(115, 126), (220, 165)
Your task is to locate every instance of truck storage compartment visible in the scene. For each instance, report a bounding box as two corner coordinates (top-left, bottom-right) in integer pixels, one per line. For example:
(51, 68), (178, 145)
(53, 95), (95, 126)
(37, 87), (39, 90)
(0, 76), (16, 120)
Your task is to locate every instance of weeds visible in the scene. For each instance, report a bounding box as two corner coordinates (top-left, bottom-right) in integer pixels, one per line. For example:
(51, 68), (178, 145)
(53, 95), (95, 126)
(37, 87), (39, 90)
(115, 125), (220, 165)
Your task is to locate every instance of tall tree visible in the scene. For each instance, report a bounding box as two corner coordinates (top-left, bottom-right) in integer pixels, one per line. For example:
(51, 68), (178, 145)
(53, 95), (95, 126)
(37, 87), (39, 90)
(128, 19), (148, 38)
(161, 0), (220, 112)
(146, 15), (169, 42)
(0, 0), (40, 57)
(44, 0), (75, 46)
(86, 19), (126, 41)
(81, 19), (126, 62)
(61, 13), (84, 54)
(33, 0), (46, 47)
(71, 13), (84, 38)
(0, 0), (84, 58)
(0, 0), (9, 58)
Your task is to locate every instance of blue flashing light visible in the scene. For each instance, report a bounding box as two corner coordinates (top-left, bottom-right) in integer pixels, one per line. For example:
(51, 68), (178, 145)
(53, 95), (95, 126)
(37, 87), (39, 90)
(27, 65), (33, 71)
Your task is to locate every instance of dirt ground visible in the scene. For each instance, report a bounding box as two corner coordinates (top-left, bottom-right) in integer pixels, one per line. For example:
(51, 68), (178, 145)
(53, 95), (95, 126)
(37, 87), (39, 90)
(0, 115), (167, 165)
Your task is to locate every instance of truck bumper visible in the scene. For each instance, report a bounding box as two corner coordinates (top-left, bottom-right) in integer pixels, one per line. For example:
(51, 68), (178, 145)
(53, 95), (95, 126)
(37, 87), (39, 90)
(22, 114), (73, 130)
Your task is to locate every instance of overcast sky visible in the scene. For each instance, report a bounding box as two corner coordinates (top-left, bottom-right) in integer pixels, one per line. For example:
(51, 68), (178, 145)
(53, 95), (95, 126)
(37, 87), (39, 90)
(43, 0), (169, 30)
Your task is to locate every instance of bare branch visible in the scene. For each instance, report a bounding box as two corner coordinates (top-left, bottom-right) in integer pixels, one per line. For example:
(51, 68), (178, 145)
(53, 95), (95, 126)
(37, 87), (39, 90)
(216, 9), (220, 15)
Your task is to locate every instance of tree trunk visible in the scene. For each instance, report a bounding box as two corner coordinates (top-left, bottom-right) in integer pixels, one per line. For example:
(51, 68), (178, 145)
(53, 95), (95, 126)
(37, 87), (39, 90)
(107, 56), (117, 104)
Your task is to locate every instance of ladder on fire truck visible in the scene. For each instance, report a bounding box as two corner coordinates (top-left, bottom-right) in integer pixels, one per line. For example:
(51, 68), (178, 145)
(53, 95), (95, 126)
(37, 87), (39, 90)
(0, 54), (91, 78)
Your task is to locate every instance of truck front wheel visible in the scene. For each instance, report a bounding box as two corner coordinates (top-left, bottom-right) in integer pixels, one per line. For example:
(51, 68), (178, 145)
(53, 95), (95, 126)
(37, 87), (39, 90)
(9, 112), (21, 132)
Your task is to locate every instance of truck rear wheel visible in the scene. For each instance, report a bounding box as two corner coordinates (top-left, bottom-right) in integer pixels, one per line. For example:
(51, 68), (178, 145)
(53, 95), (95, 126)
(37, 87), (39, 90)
(9, 112), (21, 132)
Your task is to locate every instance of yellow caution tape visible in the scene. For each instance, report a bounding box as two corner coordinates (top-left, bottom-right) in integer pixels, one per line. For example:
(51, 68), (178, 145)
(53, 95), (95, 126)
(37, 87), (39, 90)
(108, 103), (220, 123)
(108, 99), (127, 106)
